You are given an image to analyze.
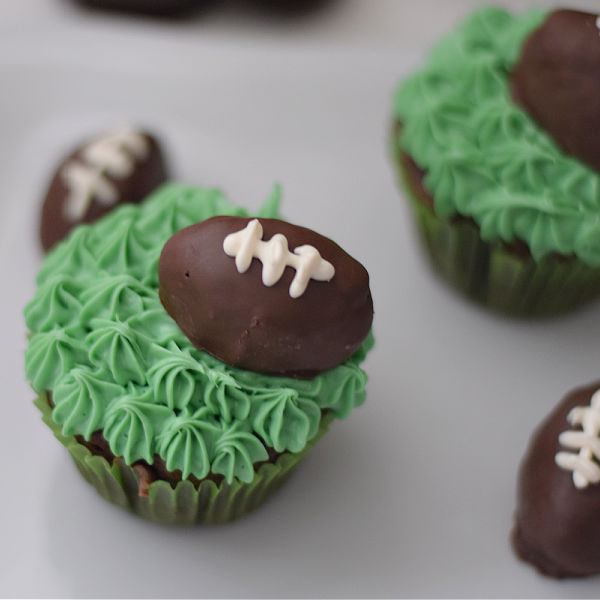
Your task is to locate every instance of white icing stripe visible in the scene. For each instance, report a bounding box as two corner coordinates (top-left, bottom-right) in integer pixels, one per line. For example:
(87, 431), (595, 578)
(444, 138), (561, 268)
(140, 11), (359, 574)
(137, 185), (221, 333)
(223, 219), (335, 298)
(61, 126), (150, 222)
(596, 15), (600, 35)
(83, 127), (149, 178)
(555, 389), (600, 489)
(61, 163), (118, 221)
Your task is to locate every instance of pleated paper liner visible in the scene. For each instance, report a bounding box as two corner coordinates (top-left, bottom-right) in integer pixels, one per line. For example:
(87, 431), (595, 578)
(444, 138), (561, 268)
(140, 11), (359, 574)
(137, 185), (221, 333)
(396, 156), (600, 317)
(35, 392), (334, 525)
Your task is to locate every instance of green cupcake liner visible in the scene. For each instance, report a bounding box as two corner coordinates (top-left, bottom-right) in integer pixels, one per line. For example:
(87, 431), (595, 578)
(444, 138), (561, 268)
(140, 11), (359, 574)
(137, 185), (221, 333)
(35, 392), (334, 525)
(396, 156), (600, 317)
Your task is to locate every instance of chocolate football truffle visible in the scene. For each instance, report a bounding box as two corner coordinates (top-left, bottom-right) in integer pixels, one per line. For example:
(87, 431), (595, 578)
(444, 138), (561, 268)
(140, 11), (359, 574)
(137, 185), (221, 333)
(40, 126), (167, 251)
(512, 9), (600, 173)
(159, 216), (373, 377)
(513, 382), (600, 578)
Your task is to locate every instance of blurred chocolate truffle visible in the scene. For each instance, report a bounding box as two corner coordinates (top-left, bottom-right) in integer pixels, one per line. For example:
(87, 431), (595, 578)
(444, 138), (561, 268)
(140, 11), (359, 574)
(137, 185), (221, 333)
(512, 9), (600, 173)
(513, 382), (600, 578)
(40, 126), (167, 251)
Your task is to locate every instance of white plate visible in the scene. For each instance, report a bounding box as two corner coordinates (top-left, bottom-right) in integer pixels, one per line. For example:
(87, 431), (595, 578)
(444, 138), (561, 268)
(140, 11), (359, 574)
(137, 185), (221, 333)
(3, 3), (600, 598)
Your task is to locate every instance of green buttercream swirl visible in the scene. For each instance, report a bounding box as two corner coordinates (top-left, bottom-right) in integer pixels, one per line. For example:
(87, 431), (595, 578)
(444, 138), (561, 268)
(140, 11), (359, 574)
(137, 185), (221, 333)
(25, 183), (373, 484)
(393, 7), (600, 266)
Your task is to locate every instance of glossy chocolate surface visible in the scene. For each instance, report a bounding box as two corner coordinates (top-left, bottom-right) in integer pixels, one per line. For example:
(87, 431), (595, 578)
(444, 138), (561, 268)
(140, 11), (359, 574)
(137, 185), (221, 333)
(158, 216), (373, 377)
(40, 130), (168, 252)
(512, 382), (600, 578)
(512, 10), (600, 174)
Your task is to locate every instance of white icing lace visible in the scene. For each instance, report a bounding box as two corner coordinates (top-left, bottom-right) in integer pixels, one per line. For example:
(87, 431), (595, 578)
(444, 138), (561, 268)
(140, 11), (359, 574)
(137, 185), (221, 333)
(61, 126), (150, 222)
(223, 219), (335, 298)
(555, 389), (600, 489)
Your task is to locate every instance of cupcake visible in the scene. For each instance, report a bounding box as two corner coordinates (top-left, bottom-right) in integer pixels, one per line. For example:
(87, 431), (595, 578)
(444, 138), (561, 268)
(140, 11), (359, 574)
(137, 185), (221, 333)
(392, 8), (600, 316)
(512, 382), (600, 578)
(25, 183), (374, 525)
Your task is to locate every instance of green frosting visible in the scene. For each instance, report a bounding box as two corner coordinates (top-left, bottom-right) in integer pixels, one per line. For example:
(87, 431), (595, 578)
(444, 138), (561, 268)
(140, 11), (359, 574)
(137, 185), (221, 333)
(393, 7), (600, 266)
(25, 183), (373, 484)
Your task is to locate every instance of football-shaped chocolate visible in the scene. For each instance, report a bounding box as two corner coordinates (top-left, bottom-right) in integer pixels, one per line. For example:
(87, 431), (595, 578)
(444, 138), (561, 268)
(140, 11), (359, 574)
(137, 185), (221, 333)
(512, 381), (600, 578)
(511, 10), (600, 173)
(40, 126), (168, 252)
(158, 216), (373, 377)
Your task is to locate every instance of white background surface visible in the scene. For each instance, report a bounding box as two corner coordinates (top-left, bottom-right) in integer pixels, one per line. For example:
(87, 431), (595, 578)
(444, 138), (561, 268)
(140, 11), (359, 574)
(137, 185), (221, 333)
(2, 1), (600, 597)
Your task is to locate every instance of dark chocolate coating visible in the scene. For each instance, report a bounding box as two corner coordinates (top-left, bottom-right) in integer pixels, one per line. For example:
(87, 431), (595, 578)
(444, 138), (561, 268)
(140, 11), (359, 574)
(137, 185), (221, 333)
(511, 10), (600, 174)
(158, 216), (373, 377)
(512, 381), (600, 578)
(40, 130), (168, 252)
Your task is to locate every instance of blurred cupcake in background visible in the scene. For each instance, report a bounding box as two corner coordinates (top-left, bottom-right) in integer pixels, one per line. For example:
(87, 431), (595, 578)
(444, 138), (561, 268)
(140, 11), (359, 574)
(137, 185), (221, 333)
(392, 8), (600, 317)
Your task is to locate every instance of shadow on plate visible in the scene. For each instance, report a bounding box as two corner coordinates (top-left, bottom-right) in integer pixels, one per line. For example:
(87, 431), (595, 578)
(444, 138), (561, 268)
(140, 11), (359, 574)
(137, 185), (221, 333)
(67, 0), (341, 20)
